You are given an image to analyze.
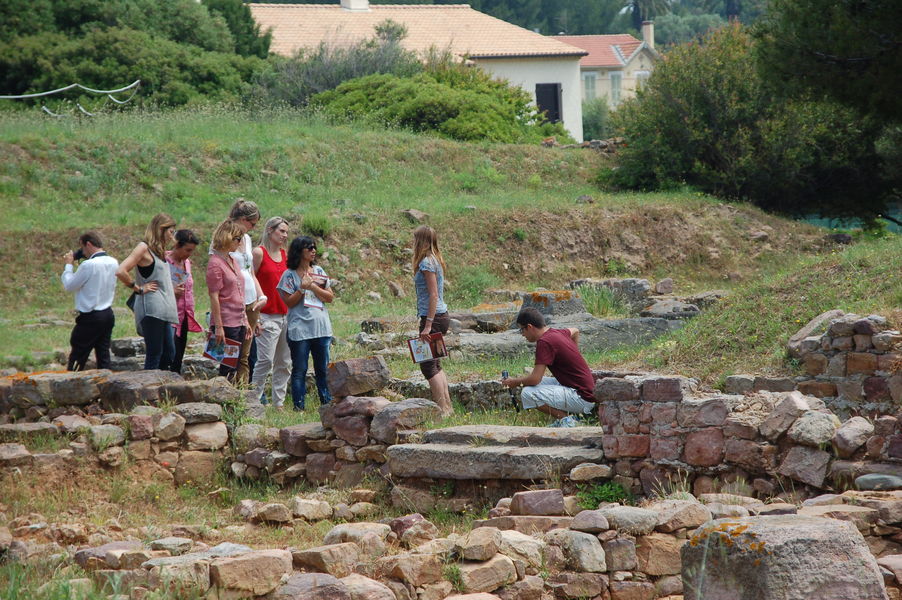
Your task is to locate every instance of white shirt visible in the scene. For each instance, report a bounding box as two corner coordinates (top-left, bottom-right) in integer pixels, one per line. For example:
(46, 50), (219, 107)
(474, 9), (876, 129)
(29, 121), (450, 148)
(230, 233), (258, 305)
(61, 251), (119, 313)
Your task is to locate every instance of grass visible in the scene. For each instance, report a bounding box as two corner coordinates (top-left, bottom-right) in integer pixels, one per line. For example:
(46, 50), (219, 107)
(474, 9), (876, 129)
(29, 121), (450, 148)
(577, 285), (630, 318)
(0, 107), (826, 352)
(626, 235), (902, 382)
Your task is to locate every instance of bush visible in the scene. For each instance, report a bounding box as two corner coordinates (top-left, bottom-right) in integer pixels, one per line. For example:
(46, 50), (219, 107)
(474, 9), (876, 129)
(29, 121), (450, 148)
(582, 97), (610, 141)
(311, 65), (572, 144)
(253, 20), (422, 107)
(605, 24), (889, 220)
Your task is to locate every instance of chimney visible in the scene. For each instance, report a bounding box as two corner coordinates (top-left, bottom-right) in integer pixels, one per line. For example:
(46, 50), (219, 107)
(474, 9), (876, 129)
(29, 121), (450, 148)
(341, 0), (370, 11)
(641, 20), (654, 51)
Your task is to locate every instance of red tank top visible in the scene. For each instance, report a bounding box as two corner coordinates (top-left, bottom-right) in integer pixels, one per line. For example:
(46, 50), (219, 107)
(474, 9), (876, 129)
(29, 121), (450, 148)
(256, 246), (288, 315)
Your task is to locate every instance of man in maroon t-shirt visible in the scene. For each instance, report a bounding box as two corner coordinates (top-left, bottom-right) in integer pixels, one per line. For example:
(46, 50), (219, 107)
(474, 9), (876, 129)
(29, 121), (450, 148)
(502, 308), (596, 426)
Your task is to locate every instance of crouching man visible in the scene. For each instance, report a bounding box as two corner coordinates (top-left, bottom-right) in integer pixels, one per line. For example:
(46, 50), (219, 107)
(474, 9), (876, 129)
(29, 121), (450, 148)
(501, 307), (596, 427)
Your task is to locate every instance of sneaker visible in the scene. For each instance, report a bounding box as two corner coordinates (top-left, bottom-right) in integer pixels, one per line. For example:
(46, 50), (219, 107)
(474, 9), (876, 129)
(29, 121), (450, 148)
(550, 415), (580, 428)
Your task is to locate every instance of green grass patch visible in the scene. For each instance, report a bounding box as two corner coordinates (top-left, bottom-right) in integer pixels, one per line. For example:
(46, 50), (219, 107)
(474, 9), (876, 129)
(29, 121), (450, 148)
(576, 481), (635, 509)
(635, 235), (902, 382)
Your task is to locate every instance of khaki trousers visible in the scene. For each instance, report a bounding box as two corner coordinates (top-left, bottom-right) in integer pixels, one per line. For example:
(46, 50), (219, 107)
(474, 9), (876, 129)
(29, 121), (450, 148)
(251, 313), (291, 407)
(237, 304), (260, 385)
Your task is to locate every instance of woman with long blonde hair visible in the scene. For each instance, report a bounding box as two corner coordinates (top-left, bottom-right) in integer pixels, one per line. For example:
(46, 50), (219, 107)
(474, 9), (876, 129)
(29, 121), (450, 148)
(116, 213), (179, 370)
(412, 225), (452, 417)
(251, 217), (291, 408)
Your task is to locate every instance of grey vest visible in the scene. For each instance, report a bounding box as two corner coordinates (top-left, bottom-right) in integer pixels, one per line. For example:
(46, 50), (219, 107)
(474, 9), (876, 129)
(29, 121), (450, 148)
(135, 252), (178, 330)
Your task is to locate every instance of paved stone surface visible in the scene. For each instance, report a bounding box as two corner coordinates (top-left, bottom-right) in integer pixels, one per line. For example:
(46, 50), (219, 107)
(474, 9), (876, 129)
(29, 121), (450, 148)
(387, 443), (604, 479)
(423, 425), (605, 447)
(474, 516), (572, 535)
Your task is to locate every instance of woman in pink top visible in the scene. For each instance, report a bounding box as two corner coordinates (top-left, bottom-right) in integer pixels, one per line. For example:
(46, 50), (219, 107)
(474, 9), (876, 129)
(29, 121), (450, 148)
(207, 220), (250, 380)
(165, 229), (203, 374)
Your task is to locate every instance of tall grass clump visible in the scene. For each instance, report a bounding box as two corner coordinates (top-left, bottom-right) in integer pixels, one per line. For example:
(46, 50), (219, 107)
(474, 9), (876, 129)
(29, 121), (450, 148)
(253, 19), (422, 106)
(302, 212), (333, 238)
(578, 285), (628, 318)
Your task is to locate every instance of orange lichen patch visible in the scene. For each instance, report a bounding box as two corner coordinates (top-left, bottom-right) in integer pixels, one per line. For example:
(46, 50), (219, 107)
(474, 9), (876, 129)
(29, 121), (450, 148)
(689, 521), (771, 558)
(3, 370), (68, 383)
(528, 290), (574, 305)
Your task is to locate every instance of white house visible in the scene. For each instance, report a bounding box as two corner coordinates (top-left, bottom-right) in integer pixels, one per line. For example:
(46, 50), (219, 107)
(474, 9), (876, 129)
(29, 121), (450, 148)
(249, 0), (589, 141)
(554, 22), (659, 107)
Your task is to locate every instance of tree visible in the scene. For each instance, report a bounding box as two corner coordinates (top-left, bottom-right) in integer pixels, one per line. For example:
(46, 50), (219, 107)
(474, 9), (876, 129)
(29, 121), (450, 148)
(0, 0), (54, 41)
(203, 0), (271, 58)
(622, 0), (671, 33)
(756, 0), (902, 122)
(605, 24), (890, 221)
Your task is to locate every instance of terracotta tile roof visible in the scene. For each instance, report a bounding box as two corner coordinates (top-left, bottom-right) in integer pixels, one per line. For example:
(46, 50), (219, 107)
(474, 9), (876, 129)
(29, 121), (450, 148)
(249, 3), (588, 59)
(552, 34), (644, 68)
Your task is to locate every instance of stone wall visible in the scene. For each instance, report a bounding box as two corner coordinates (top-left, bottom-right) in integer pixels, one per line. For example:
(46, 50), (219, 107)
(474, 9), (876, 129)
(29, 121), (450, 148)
(594, 371), (902, 502)
(726, 312), (902, 419)
(229, 396), (439, 490)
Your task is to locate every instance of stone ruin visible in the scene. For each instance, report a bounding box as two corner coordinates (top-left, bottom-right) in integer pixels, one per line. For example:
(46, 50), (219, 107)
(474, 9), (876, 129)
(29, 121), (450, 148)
(4, 311), (902, 598)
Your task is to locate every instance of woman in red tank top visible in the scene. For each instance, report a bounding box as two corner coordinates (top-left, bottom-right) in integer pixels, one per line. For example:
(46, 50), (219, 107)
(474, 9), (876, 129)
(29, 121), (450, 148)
(251, 217), (291, 409)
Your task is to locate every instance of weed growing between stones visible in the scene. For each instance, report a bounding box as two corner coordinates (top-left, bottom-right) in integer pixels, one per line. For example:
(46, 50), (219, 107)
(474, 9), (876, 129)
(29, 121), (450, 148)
(648, 469), (694, 501)
(576, 481), (635, 509)
(726, 478), (755, 498)
(443, 562), (464, 592)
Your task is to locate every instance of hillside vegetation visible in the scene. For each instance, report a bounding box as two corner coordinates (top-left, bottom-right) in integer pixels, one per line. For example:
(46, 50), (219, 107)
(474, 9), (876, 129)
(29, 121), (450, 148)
(0, 107), (847, 382)
(633, 235), (902, 382)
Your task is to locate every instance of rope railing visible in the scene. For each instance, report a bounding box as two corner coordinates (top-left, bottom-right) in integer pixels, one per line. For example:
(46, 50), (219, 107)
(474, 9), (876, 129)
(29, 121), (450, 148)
(1, 80), (141, 117)
(0, 80), (141, 100)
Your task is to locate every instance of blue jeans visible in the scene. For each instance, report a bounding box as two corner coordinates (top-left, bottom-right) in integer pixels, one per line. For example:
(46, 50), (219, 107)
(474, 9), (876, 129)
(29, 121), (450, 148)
(142, 316), (175, 371)
(288, 336), (332, 410)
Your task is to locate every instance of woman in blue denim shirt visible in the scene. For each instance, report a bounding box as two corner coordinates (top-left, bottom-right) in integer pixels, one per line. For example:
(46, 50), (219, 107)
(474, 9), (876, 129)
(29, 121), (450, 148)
(277, 236), (334, 411)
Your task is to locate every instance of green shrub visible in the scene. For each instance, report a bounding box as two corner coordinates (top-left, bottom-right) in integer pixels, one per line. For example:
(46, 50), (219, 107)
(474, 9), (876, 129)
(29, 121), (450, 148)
(582, 97), (611, 141)
(311, 65), (573, 144)
(576, 481), (635, 509)
(607, 24), (889, 221)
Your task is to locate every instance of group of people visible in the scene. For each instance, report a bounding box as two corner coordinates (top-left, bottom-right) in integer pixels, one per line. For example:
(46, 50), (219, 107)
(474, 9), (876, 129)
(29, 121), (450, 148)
(61, 205), (594, 425)
(60, 204), (466, 417)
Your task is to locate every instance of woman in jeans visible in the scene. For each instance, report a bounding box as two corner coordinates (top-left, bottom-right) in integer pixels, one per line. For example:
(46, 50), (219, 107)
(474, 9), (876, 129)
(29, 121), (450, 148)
(165, 229), (203, 374)
(251, 217), (291, 409)
(412, 225), (452, 417)
(207, 220), (251, 381)
(116, 213), (179, 370)
(277, 236), (334, 411)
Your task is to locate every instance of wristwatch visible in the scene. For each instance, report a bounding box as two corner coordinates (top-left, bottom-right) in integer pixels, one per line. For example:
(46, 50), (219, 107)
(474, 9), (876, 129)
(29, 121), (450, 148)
(133, 283), (142, 295)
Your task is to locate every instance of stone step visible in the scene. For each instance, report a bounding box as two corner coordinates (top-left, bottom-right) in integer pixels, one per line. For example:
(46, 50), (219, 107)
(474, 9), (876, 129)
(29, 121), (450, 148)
(423, 425), (604, 448)
(386, 443), (604, 480)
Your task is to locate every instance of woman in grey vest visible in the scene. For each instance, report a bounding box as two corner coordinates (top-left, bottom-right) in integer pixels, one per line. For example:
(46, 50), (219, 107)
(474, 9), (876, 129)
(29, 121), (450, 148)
(116, 213), (180, 370)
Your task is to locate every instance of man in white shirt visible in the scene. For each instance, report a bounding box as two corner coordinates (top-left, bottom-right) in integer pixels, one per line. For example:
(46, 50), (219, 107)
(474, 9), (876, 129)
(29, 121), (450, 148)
(61, 232), (119, 371)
